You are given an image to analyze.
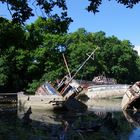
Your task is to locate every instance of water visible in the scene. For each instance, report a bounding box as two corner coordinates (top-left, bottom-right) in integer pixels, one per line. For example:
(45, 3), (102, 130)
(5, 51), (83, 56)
(0, 99), (140, 140)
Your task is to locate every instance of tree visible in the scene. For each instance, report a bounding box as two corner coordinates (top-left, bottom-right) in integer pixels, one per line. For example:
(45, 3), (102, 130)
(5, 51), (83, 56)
(65, 29), (140, 83)
(86, 0), (140, 13)
(0, 0), (140, 29)
(0, 16), (71, 93)
(0, 0), (72, 33)
(100, 37), (140, 83)
(1, 17), (140, 93)
(0, 17), (29, 92)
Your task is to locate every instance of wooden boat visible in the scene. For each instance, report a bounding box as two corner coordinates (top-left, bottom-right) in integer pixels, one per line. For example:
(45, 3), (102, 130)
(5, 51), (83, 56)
(18, 48), (99, 112)
(121, 81), (140, 110)
(85, 84), (129, 99)
(71, 76), (116, 90)
(18, 76), (86, 112)
(123, 110), (140, 127)
(92, 75), (117, 85)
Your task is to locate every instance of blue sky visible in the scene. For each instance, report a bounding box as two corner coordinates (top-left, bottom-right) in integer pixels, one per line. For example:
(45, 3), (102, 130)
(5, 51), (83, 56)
(0, 0), (140, 47)
(67, 0), (140, 46)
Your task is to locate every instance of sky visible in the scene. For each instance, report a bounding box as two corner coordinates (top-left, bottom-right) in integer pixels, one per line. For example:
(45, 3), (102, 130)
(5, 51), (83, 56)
(66, 0), (140, 54)
(0, 0), (140, 52)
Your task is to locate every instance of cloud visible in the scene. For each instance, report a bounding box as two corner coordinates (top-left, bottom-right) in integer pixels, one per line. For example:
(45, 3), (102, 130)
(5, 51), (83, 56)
(134, 45), (140, 55)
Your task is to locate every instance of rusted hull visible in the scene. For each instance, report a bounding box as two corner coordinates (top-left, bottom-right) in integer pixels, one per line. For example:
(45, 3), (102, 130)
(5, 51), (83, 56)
(121, 81), (140, 110)
(86, 84), (129, 99)
(18, 93), (65, 111)
(18, 93), (87, 112)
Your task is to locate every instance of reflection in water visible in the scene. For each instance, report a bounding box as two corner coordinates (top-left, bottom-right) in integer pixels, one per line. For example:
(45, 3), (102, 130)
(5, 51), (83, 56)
(123, 110), (140, 127)
(0, 99), (140, 139)
(86, 98), (122, 112)
(123, 110), (140, 140)
(17, 99), (128, 139)
(22, 107), (32, 125)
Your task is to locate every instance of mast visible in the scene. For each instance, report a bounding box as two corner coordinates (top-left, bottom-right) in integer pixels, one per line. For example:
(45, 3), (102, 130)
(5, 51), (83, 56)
(70, 47), (99, 81)
(60, 47), (99, 94)
(58, 45), (72, 78)
(62, 53), (71, 78)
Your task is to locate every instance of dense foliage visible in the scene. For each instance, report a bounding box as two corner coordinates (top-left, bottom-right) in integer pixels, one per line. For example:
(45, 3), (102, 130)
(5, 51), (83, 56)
(0, 17), (140, 93)
(0, 0), (140, 27)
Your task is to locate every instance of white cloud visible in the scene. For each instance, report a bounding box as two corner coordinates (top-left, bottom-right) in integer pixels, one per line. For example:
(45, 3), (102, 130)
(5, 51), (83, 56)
(134, 45), (140, 56)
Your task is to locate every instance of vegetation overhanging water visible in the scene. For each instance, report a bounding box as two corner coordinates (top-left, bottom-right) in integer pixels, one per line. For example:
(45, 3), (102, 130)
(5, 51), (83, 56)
(0, 99), (140, 140)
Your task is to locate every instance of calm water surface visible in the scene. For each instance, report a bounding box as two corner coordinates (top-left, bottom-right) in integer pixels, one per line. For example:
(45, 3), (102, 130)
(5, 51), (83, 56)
(0, 99), (140, 140)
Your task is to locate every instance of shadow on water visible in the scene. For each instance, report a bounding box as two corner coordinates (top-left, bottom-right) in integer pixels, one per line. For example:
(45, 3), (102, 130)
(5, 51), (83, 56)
(123, 110), (140, 140)
(0, 99), (140, 140)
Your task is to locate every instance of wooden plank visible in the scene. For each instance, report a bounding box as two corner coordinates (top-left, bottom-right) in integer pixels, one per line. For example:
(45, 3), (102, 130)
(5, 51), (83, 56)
(0, 93), (17, 96)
